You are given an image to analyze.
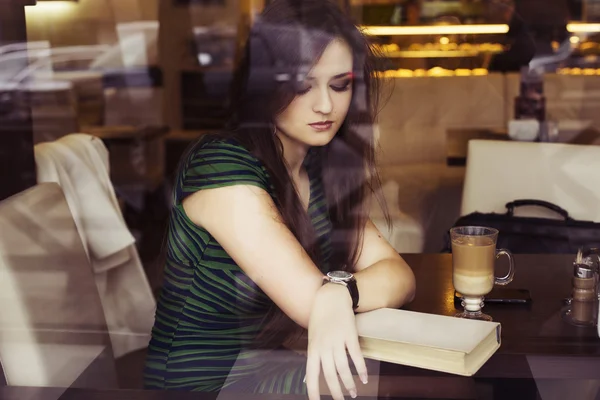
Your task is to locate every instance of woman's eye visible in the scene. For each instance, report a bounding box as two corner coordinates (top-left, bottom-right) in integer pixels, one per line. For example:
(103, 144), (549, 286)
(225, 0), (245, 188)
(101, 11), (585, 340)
(331, 80), (352, 92)
(295, 79), (352, 95)
(295, 84), (311, 95)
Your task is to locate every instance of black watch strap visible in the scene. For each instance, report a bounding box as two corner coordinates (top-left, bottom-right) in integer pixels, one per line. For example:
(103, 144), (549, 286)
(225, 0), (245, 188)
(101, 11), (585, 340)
(347, 279), (359, 310)
(323, 275), (359, 310)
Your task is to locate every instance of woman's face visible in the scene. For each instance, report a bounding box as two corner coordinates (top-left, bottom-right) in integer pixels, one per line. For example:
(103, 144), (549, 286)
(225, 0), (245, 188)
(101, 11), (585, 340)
(275, 38), (354, 149)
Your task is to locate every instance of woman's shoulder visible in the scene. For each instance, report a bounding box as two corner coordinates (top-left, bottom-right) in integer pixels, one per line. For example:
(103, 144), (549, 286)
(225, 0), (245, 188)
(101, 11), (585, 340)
(177, 131), (271, 193)
(188, 132), (262, 167)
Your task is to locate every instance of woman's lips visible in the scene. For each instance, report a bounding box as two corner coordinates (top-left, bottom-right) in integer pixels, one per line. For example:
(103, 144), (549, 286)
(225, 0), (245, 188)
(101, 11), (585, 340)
(309, 121), (333, 131)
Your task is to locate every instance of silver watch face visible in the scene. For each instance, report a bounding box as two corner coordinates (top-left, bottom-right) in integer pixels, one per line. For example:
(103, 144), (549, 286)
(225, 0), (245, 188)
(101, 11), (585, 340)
(328, 270), (353, 281)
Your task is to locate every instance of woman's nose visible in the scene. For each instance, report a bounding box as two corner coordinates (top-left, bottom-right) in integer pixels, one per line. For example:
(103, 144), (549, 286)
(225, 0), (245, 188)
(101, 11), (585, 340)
(312, 87), (333, 114)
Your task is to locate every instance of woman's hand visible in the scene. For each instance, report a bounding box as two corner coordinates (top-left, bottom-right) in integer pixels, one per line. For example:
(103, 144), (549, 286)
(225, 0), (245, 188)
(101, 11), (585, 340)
(306, 283), (368, 400)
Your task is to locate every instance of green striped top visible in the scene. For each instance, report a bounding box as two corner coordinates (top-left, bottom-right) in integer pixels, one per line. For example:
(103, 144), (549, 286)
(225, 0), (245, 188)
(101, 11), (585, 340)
(143, 136), (333, 393)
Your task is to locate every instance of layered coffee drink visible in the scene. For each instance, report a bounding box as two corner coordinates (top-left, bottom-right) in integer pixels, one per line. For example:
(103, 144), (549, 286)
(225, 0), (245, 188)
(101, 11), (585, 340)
(451, 226), (514, 321)
(452, 235), (495, 296)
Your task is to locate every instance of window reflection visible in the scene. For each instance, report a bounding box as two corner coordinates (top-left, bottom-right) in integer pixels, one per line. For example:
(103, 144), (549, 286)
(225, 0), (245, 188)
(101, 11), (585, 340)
(0, 0), (598, 398)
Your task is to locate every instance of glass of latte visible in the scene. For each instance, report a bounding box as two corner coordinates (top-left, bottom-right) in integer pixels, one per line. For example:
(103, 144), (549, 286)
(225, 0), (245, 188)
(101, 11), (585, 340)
(450, 226), (515, 321)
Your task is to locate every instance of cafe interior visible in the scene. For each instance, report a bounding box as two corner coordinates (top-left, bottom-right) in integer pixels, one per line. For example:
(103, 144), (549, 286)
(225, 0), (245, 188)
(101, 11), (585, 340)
(1, 0), (600, 398)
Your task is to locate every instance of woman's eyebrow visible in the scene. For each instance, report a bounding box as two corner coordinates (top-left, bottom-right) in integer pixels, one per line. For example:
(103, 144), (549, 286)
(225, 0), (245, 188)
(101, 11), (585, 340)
(304, 72), (352, 81)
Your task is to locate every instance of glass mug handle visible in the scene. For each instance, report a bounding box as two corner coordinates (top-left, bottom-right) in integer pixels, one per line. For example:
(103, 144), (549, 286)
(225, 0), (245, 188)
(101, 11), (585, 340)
(495, 248), (515, 286)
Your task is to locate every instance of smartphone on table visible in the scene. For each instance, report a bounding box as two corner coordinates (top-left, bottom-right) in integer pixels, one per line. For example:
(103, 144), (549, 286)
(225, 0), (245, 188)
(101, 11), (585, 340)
(454, 287), (532, 306)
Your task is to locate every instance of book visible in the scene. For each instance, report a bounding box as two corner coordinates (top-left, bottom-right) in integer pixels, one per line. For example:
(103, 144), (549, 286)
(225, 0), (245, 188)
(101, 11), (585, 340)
(355, 308), (501, 376)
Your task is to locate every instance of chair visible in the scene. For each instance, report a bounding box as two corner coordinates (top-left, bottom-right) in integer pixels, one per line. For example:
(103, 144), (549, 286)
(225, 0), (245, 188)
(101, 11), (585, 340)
(0, 183), (117, 388)
(461, 140), (600, 222)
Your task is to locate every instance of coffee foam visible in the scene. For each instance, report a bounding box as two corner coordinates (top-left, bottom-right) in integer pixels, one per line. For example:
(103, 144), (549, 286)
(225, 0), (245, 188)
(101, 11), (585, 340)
(453, 273), (494, 296)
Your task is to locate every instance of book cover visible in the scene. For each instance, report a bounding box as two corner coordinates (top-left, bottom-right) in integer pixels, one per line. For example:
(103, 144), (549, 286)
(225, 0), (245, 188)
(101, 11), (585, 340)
(355, 308), (501, 376)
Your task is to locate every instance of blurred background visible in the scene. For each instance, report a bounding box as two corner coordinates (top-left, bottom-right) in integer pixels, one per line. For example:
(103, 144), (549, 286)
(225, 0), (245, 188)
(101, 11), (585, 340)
(2, 0), (598, 311)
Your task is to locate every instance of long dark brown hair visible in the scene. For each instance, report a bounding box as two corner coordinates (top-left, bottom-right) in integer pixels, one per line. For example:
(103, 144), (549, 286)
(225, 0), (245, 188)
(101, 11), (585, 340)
(193, 0), (390, 348)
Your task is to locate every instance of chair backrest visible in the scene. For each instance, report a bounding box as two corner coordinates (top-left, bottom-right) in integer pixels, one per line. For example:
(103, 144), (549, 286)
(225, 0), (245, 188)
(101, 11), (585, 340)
(461, 140), (600, 222)
(0, 183), (117, 388)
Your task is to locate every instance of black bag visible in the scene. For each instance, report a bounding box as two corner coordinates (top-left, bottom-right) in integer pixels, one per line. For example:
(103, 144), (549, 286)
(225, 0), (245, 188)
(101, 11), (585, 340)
(444, 199), (600, 254)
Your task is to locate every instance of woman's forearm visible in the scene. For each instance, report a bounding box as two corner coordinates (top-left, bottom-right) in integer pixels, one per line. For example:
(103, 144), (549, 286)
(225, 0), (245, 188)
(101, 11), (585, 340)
(353, 257), (416, 312)
(285, 258), (415, 352)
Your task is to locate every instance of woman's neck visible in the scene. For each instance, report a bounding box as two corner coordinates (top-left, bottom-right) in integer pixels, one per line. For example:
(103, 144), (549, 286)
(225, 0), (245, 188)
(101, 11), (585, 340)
(276, 131), (309, 178)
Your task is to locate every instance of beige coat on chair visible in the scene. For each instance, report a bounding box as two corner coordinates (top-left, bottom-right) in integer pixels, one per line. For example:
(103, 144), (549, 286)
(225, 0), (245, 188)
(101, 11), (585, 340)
(0, 183), (118, 388)
(34, 134), (156, 358)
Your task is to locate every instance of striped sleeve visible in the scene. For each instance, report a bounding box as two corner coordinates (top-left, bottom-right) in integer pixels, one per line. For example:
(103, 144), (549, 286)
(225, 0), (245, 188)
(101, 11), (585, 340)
(181, 139), (270, 196)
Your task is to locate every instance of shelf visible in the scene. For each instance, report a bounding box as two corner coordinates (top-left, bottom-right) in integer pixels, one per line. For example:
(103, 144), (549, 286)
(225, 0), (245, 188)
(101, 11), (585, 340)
(361, 24), (509, 36)
(383, 49), (502, 58)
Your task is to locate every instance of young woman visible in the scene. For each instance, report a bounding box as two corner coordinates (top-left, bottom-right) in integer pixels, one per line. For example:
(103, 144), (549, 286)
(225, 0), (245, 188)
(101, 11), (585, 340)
(144, 0), (415, 398)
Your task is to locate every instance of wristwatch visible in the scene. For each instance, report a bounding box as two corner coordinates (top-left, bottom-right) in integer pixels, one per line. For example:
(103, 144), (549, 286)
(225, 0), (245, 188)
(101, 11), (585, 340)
(323, 270), (359, 310)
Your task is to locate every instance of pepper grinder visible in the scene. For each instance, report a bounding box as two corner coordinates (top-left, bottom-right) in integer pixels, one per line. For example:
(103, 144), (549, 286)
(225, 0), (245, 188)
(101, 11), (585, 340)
(564, 248), (599, 327)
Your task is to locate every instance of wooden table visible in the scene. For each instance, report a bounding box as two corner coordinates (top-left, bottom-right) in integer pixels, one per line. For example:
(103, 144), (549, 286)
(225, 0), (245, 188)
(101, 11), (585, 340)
(380, 254), (600, 399)
(1, 254), (598, 399)
(403, 254), (599, 357)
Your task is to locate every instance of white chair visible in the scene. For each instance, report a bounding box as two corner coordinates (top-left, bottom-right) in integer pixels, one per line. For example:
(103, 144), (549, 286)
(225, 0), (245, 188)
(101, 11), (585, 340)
(461, 140), (600, 222)
(0, 183), (117, 388)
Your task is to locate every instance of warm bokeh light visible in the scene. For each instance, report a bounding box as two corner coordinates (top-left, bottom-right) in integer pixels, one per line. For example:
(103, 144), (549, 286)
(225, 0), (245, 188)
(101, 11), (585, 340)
(361, 24), (509, 36)
(376, 67), (488, 78)
(439, 36), (450, 45)
(363, 22), (600, 36)
(567, 23), (600, 33)
(570, 36), (580, 44)
(25, 1), (76, 15)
